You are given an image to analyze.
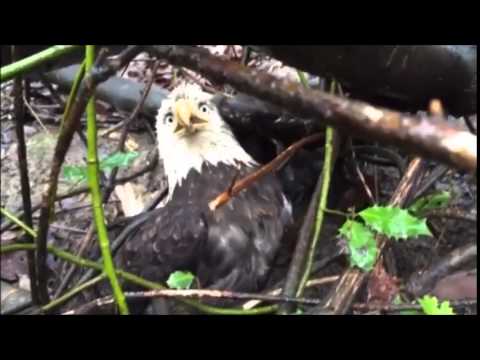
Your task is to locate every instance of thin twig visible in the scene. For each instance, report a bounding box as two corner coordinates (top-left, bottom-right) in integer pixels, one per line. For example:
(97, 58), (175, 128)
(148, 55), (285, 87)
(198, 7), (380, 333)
(209, 133), (324, 210)
(349, 140), (376, 204)
(52, 226), (95, 299)
(353, 145), (406, 175)
(411, 165), (450, 204)
(425, 207), (477, 223)
(75, 208), (158, 286)
(11, 45), (40, 304)
(0, 242), (276, 315)
(85, 45), (128, 314)
(1, 207), (36, 237)
(50, 224), (88, 234)
(1, 45), (81, 83)
(1, 156), (157, 233)
(352, 299), (477, 314)
(22, 93), (51, 134)
(297, 79), (338, 295)
(243, 275), (339, 310)
(279, 78), (341, 314)
(103, 60), (160, 203)
(63, 288), (329, 314)
(33, 46), (143, 305)
(41, 273), (106, 313)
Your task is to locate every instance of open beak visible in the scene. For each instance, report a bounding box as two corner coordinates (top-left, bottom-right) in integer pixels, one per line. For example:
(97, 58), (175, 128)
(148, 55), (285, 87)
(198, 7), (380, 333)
(173, 98), (209, 135)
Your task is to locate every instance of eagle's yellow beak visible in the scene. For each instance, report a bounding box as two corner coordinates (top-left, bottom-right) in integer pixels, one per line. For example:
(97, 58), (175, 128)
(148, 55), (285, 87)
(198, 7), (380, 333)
(174, 98), (209, 135)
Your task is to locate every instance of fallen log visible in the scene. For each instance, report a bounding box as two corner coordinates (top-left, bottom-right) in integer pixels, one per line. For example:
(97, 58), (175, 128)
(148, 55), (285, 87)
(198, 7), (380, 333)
(251, 45), (477, 116)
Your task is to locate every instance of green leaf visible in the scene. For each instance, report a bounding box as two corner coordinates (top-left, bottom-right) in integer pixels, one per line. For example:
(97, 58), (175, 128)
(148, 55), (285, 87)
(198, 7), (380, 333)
(359, 205), (432, 240)
(166, 271), (195, 290)
(62, 151), (140, 183)
(418, 295), (455, 315)
(100, 151), (139, 173)
(339, 220), (378, 271)
(63, 165), (88, 183)
(409, 191), (451, 216)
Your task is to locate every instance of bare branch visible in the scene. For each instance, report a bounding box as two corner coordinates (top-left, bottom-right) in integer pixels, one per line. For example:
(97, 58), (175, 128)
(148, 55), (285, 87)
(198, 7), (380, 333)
(209, 133), (324, 210)
(149, 45), (476, 173)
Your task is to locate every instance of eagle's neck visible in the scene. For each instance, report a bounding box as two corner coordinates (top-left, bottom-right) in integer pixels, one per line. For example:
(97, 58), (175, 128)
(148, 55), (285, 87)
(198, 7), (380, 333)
(161, 129), (257, 200)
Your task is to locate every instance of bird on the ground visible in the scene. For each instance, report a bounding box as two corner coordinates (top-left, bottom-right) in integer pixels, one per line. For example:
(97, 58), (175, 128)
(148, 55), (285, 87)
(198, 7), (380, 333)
(118, 83), (292, 305)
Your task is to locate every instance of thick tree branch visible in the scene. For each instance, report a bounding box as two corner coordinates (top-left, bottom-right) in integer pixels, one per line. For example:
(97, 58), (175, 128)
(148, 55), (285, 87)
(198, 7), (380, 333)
(148, 45), (476, 173)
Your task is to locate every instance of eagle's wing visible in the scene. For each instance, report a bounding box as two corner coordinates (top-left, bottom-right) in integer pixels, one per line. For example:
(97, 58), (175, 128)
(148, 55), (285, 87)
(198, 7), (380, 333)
(197, 171), (292, 292)
(118, 203), (208, 286)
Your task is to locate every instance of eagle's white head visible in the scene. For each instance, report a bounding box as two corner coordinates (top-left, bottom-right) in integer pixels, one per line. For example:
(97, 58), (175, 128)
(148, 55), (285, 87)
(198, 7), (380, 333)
(156, 83), (256, 197)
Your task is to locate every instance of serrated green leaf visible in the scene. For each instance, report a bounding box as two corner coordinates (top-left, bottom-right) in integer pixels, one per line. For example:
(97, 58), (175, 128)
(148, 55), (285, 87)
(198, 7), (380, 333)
(359, 205), (432, 240)
(339, 220), (378, 271)
(418, 295), (455, 315)
(100, 151), (139, 173)
(166, 271), (195, 290)
(63, 165), (88, 183)
(437, 301), (455, 315)
(409, 191), (451, 215)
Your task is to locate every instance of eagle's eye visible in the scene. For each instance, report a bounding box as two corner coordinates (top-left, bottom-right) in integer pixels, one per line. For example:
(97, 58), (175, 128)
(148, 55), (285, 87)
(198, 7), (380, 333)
(165, 113), (174, 125)
(199, 103), (209, 113)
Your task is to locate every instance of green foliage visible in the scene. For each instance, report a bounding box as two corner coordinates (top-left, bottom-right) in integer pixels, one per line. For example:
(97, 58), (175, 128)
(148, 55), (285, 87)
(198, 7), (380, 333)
(63, 151), (139, 183)
(339, 220), (377, 271)
(339, 205), (433, 272)
(167, 271), (195, 290)
(63, 165), (89, 183)
(418, 295), (455, 315)
(359, 205), (432, 240)
(409, 191), (451, 216)
(100, 151), (139, 173)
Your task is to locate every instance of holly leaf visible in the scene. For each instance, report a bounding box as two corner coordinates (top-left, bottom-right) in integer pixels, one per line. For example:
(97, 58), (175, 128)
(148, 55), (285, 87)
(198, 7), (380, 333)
(166, 271), (195, 290)
(418, 295), (455, 315)
(339, 220), (378, 271)
(100, 151), (139, 173)
(409, 191), (451, 216)
(359, 205), (432, 240)
(63, 165), (88, 183)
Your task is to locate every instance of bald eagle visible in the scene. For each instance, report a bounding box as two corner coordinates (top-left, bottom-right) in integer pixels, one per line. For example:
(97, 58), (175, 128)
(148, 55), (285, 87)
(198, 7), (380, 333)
(119, 83), (292, 305)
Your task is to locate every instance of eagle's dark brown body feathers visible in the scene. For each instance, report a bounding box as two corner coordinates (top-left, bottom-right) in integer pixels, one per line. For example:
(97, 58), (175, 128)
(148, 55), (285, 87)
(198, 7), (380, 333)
(119, 162), (291, 294)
